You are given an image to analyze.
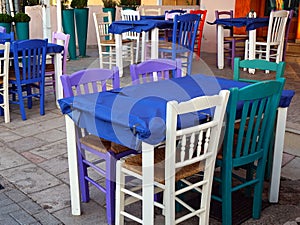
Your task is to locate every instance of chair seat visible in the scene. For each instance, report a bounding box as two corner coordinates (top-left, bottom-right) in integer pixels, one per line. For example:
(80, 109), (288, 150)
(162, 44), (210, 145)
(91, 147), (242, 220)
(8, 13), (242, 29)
(123, 147), (204, 184)
(80, 134), (131, 154)
(224, 36), (247, 41)
(101, 39), (133, 45)
(45, 63), (55, 72)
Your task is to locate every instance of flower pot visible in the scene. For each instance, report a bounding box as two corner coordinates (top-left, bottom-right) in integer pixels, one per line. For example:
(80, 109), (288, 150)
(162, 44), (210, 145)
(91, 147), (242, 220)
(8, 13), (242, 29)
(74, 8), (89, 57)
(0, 22), (11, 33)
(15, 22), (29, 40)
(102, 7), (116, 21)
(62, 9), (77, 60)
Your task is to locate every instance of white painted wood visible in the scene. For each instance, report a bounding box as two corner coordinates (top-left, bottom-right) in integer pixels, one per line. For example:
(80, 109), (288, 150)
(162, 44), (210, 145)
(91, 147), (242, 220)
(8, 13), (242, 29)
(217, 24), (224, 69)
(65, 115), (81, 215)
(54, 52), (63, 105)
(0, 42), (10, 123)
(115, 34), (123, 77)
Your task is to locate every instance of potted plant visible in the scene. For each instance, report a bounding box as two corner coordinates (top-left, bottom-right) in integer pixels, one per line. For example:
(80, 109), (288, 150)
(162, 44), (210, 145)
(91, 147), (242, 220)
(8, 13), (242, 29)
(71, 0), (89, 57)
(118, 0), (140, 10)
(13, 12), (31, 40)
(0, 13), (13, 33)
(102, 0), (117, 21)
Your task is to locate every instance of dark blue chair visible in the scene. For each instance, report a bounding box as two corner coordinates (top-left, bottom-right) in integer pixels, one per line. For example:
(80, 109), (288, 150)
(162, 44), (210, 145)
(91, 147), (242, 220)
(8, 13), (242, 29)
(159, 14), (201, 76)
(9, 39), (47, 120)
(0, 32), (14, 44)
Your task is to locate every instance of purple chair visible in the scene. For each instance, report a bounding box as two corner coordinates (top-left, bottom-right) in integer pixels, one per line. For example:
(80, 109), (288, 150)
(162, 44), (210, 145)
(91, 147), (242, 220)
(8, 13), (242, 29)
(130, 58), (182, 85)
(215, 10), (247, 69)
(0, 26), (6, 33)
(60, 68), (135, 225)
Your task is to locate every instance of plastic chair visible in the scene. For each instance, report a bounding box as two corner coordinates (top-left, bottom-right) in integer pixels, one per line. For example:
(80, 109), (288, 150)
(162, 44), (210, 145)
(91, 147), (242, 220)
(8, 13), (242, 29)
(215, 10), (248, 69)
(115, 90), (229, 225)
(93, 11), (134, 69)
(0, 26), (6, 33)
(45, 31), (70, 95)
(212, 78), (286, 225)
(9, 39), (47, 121)
(190, 9), (207, 58)
(0, 32), (14, 44)
(254, 10), (289, 63)
(233, 57), (286, 83)
(159, 14), (201, 76)
(120, 9), (141, 63)
(60, 68), (135, 225)
(0, 42), (10, 123)
(130, 58), (182, 85)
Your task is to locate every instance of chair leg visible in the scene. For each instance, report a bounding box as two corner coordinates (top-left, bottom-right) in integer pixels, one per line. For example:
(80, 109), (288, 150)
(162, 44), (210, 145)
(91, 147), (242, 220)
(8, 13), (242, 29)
(17, 86), (27, 120)
(40, 83), (45, 116)
(115, 160), (125, 225)
(27, 85), (32, 109)
(221, 164), (233, 225)
(78, 148), (90, 202)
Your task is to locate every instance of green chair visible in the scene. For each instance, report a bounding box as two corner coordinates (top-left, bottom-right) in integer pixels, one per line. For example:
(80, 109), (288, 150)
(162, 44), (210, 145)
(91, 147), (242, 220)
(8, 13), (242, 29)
(233, 57), (286, 83)
(212, 78), (286, 225)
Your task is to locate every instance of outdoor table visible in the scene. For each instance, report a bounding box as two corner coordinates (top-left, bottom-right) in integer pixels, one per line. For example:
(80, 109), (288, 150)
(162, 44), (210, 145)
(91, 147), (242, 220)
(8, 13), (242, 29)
(108, 19), (173, 76)
(58, 74), (294, 219)
(208, 17), (269, 70)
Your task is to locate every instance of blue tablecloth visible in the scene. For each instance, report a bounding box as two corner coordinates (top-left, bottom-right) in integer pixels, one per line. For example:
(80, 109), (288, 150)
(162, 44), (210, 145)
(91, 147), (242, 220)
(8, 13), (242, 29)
(58, 74), (295, 150)
(207, 17), (269, 31)
(140, 15), (165, 20)
(108, 20), (173, 34)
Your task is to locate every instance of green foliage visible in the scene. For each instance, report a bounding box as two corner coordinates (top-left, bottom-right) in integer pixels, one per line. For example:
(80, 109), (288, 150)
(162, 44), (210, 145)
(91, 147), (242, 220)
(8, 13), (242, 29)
(13, 12), (31, 23)
(118, 0), (140, 7)
(102, 0), (117, 8)
(70, 0), (88, 8)
(0, 14), (13, 23)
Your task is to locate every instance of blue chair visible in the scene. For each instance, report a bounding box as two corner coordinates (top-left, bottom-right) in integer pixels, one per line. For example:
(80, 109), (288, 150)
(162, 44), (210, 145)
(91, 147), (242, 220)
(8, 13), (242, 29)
(159, 14), (201, 76)
(130, 58), (182, 85)
(0, 32), (14, 44)
(60, 68), (135, 225)
(212, 78), (286, 225)
(9, 39), (47, 120)
(0, 26), (6, 33)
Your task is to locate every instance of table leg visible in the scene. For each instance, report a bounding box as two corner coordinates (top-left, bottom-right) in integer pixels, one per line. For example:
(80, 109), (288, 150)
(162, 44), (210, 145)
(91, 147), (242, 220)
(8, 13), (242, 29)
(269, 107), (287, 203)
(54, 52), (63, 106)
(65, 115), (81, 215)
(151, 28), (159, 59)
(142, 142), (154, 225)
(217, 24), (224, 69)
(248, 29), (256, 74)
(115, 34), (123, 77)
(141, 31), (146, 62)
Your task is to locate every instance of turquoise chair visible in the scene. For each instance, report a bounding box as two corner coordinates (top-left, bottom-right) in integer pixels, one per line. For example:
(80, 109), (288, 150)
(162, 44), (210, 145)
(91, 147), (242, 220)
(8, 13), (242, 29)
(212, 78), (286, 225)
(233, 57), (286, 83)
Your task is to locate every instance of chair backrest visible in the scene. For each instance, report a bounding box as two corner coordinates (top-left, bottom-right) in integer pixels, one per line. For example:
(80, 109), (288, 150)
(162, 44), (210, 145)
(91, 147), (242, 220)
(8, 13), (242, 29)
(60, 67), (120, 97)
(120, 9), (141, 40)
(225, 78), (285, 166)
(233, 58), (286, 82)
(0, 26), (6, 33)
(282, 9), (294, 61)
(141, 8), (162, 16)
(190, 9), (207, 56)
(164, 9), (186, 20)
(265, 10), (289, 50)
(165, 90), (229, 224)
(52, 31), (70, 75)
(93, 11), (113, 45)
(0, 32), (14, 44)
(12, 39), (48, 83)
(172, 14), (201, 51)
(130, 58), (182, 85)
(215, 10), (234, 36)
(0, 42), (10, 123)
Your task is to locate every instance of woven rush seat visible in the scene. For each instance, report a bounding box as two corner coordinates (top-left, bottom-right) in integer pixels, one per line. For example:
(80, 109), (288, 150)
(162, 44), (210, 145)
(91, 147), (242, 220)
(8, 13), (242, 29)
(123, 147), (204, 184)
(80, 134), (131, 154)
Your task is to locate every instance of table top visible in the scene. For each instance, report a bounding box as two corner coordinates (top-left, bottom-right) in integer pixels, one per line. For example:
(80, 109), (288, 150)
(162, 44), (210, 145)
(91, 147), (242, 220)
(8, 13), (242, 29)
(108, 19), (173, 34)
(58, 74), (294, 150)
(208, 17), (269, 31)
(140, 15), (165, 20)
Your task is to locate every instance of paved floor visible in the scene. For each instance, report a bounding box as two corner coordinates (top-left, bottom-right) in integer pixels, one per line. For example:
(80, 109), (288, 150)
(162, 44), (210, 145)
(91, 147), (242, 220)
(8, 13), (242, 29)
(0, 49), (299, 225)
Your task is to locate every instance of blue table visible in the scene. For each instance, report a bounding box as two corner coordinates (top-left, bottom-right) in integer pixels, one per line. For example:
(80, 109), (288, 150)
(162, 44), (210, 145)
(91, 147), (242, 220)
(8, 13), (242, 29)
(59, 74), (294, 217)
(108, 19), (173, 76)
(208, 17), (269, 69)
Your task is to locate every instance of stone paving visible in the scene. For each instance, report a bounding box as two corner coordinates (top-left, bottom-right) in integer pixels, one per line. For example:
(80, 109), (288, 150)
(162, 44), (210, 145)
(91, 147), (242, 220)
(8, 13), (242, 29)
(0, 48), (299, 224)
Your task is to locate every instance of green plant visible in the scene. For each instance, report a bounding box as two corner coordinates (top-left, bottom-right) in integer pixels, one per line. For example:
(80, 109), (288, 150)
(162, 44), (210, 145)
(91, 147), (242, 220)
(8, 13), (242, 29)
(102, 0), (117, 8)
(13, 12), (31, 22)
(118, 0), (140, 7)
(0, 13), (13, 23)
(70, 0), (88, 8)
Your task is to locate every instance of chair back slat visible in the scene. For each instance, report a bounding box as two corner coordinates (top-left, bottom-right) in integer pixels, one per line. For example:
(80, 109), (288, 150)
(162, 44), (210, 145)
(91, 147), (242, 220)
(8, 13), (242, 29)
(130, 58), (182, 85)
(0, 42), (10, 123)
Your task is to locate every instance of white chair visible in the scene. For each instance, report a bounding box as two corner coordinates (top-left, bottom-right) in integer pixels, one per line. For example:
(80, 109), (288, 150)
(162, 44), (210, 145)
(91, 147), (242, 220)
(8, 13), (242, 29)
(93, 11), (134, 69)
(115, 90), (229, 225)
(248, 10), (289, 63)
(120, 9), (141, 63)
(141, 8), (162, 16)
(0, 42), (10, 123)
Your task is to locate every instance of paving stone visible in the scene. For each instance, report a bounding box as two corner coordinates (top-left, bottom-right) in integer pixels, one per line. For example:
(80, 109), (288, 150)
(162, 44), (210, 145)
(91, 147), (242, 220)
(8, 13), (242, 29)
(9, 209), (37, 224)
(4, 189), (28, 203)
(0, 203), (21, 215)
(33, 210), (62, 225)
(34, 129), (66, 143)
(0, 147), (29, 171)
(2, 164), (61, 194)
(281, 157), (300, 180)
(0, 214), (19, 225)
(6, 137), (47, 153)
(0, 130), (22, 142)
(29, 140), (67, 160)
(18, 199), (43, 215)
(0, 193), (14, 206)
(21, 152), (47, 164)
(38, 153), (69, 176)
